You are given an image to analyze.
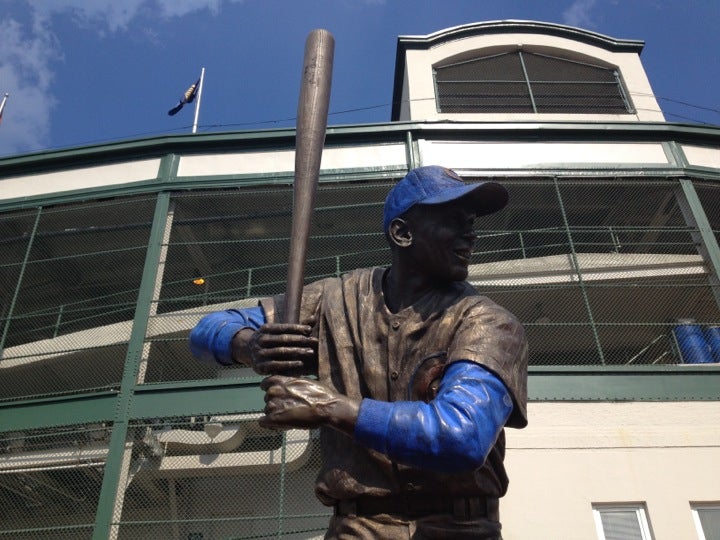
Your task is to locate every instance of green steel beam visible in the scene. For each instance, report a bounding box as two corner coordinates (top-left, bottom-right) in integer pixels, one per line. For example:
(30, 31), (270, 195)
(679, 178), (720, 276)
(0, 390), (118, 432)
(0, 380), (266, 433)
(156, 152), (180, 183)
(2, 368), (718, 434)
(553, 177), (605, 364)
(129, 379), (265, 419)
(0, 207), (41, 352)
(665, 141), (690, 168)
(405, 130), (417, 169)
(677, 178), (720, 309)
(92, 190), (172, 539)
(529, 365), (720, 401)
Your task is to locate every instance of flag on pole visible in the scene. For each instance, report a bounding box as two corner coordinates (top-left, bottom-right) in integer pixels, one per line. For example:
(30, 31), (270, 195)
(168, 79), (200, 116)
(0, 93), (9, 125)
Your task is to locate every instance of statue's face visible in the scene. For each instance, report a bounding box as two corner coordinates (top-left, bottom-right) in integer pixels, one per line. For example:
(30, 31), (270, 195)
(404, 202), (477, 283)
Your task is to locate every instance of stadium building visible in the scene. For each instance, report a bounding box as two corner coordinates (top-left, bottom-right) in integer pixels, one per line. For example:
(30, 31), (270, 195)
(1, 21), (719, 540)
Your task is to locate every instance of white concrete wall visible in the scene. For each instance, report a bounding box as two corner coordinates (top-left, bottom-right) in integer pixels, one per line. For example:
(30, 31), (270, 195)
(419, 140), (670, 170)
(401, 32), (664, 122)
(682, 144), (720, 169)
(0, 158), (161, 202)
(502, 401), (720, 539)
(176, 142), (406, 178)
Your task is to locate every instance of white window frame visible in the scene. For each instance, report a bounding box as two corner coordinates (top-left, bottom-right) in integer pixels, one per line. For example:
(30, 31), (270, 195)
(593, 504), (653, 540)
(691, 504), (720, 540)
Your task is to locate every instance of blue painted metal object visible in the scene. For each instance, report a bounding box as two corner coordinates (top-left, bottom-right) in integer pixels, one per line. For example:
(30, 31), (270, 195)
(704, 326), (720, 363)
(673, 323), (713, 364)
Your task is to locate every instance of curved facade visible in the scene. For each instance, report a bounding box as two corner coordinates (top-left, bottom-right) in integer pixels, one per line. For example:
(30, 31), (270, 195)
(1, 21), (719, 540)
(392, 20), (663, 122)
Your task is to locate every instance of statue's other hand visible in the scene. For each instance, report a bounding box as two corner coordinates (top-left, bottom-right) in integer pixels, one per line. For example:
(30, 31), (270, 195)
(259, 375), (358, 435)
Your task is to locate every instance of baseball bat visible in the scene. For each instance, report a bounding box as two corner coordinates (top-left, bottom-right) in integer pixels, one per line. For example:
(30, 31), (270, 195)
(284, 29), (335, 324)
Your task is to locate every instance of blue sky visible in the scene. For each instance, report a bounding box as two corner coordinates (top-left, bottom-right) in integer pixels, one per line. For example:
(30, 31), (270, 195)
(0, 0), (718, 157)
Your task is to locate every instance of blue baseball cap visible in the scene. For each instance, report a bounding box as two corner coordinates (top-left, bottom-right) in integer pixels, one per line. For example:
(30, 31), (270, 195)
(383, 166), (509, 231)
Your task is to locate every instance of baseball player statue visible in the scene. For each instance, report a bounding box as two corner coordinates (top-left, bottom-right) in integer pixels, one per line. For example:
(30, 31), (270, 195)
(190, 165), (528, 539)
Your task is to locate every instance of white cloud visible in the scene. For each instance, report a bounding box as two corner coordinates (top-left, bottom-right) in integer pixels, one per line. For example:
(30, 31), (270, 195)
(156, 0), (224, 19)
(0, 16), (58, 156)
(562, 0), (598, 29)
(32, 0), (231, 32)
(0, 0), (239, 156)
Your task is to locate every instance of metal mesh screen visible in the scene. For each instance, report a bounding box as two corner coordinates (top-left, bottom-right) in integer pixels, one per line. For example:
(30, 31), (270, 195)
(435, 50), (631, 114)
(113, 418), (328, 540)
(132, 174), (720, 380)
(1, 172), (719, 537)
(0, 196), (156, 401)
(435, 52), (532, 113)
(694, 180), (720, 243)
(0, 424), (107, 539)
(142, 180), (392, 384)
(466, 176), (720, 366)
(0, 419), (329, 539)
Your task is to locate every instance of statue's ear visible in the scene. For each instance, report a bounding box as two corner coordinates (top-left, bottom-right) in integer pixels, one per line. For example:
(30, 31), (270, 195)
(388, 217), (412, 248)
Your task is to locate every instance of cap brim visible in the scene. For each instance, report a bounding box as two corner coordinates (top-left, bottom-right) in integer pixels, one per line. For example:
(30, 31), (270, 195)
(419, 181), (509, 216)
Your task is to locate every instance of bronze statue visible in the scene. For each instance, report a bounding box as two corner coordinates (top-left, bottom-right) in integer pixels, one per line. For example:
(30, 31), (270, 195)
(191, 166), (528, 539)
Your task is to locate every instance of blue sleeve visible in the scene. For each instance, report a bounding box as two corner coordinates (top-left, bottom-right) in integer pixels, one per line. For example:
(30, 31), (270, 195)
(189, 306), (266, 366)
(354, 361), (513, 473)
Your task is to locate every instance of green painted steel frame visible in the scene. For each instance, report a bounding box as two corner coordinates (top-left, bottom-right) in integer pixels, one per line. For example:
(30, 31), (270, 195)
(530, 365), (720, 401)
(91, 190), (172, 538)
(1, 124), (720, 537)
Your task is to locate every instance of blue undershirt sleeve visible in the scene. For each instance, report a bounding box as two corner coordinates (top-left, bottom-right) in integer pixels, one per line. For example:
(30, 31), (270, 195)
(354, 361), (513, 473)
(189, 306), (266, 366)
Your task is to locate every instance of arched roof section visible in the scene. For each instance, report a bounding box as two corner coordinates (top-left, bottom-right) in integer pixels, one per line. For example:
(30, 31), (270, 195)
(397, 20), (644, 53)
(391, 20), (658, 121)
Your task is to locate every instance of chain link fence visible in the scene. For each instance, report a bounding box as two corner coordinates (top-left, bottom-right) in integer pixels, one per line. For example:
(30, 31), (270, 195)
(1, 173), (719, 537)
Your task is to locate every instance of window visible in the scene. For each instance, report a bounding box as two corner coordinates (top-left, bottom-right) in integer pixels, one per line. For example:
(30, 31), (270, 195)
(593, 505), (653, 540)
(434, 50), (633, 114)
(692, 505), (720, 540)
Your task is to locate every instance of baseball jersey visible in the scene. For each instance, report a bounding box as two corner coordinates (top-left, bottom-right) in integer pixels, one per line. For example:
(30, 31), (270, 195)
(260, 267), (528, 505)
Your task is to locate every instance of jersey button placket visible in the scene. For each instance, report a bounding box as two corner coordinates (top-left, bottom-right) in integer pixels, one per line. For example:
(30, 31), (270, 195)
(387, 318), (402, 399)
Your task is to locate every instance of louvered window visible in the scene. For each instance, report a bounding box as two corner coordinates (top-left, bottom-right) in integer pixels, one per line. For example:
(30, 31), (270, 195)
(434, 50), (633, 114)
(593, 505), (653, 540)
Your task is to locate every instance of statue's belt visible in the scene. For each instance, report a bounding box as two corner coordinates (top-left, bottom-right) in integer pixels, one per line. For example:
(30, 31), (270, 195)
(334, 494), (499, 520)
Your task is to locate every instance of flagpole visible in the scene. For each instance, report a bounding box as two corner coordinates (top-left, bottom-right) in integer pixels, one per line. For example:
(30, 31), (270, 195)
(0, 93), (9, 122)
(192, 68), (205, 134)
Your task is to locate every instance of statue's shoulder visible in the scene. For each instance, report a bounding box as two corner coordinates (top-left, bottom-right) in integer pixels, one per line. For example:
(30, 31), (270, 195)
(455, 283), (522, 324)
(338, 266), (384, 291)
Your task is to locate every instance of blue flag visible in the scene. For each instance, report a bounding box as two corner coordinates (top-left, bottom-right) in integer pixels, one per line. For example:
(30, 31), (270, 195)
(168, 78), (200, 116)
